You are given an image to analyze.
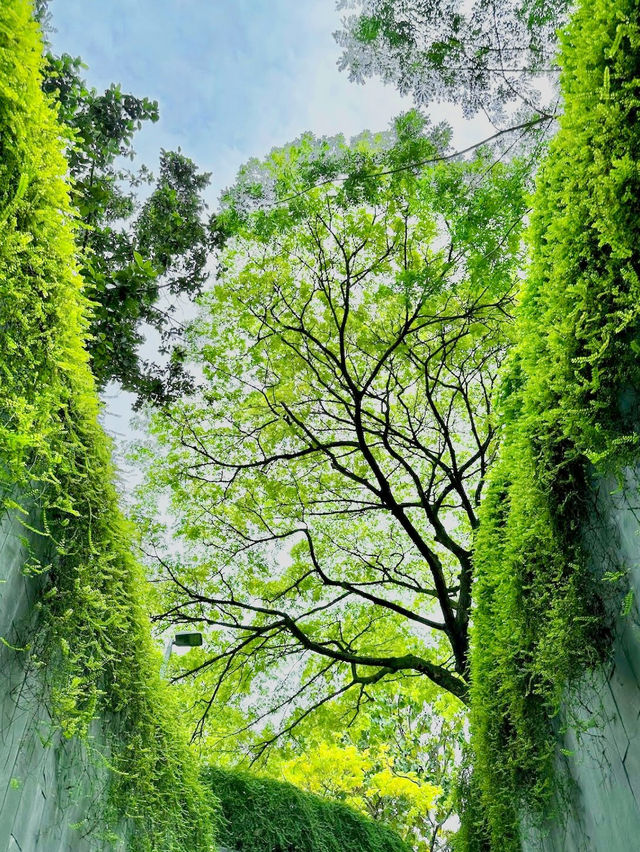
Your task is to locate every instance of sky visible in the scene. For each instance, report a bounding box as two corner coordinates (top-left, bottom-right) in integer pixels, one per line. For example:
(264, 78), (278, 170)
(49, 0), (416, 203)
(47, 0), (492, 472)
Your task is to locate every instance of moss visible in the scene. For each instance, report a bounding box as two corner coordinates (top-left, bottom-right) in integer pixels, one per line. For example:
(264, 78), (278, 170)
(0, 2), (216, 848)
(206, 766), (411, 852)
(463, 0), (640, 847)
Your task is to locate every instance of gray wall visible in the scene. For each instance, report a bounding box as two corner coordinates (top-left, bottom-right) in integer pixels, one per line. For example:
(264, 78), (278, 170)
(0, 499), (126, 852)
(522, 468), (640, 851)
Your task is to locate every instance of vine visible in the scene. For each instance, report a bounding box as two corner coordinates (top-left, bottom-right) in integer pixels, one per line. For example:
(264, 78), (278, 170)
(461, 0), (640, 847)
(0, 3), (215, 848)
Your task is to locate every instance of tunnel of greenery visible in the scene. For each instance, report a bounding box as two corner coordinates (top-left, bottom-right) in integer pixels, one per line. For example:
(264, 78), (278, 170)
(4, 0), (640, 849)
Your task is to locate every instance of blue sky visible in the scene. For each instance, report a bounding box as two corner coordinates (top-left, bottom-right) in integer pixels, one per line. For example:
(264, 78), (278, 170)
(48, 0), (491, 203)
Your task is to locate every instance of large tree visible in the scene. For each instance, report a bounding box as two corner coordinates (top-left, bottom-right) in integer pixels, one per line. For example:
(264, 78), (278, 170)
(139, 116), (530, 751)
(36, 2), (212, 407)
(334, 0), (571, 120)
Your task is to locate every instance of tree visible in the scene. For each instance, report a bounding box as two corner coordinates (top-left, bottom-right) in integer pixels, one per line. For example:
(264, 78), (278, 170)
(33, 0), (52, 33)
(271, 683), (466, 852)
(334, 0), (571, 120)
(171, 650), (464, 850)
(138, 116), (530, 752)
(36, 5), (212, 407)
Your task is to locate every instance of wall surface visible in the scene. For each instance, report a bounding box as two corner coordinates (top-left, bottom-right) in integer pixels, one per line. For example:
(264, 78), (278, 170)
(0, 500), (126, 852)
(522, 468), (640, 851)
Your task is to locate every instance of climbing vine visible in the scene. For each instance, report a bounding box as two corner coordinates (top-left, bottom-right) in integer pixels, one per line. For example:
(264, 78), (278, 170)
(0, 3), (215, 848)
(462, 0), (640, 847)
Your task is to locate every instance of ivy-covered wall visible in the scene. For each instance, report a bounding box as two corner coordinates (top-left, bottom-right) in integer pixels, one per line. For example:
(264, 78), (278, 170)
(460, 0), (640, 848)
(0, 2), (215, 849)
(0, 502), (130, 851)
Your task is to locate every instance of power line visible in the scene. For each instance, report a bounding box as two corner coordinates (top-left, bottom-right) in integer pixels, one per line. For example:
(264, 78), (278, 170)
(271, 112), (557, 207)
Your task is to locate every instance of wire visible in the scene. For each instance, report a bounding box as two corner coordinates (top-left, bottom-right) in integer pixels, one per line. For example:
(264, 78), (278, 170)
(270, 112), (557, 207)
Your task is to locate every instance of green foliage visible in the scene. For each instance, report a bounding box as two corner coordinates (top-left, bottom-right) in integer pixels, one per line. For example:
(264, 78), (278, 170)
(206, 766), (411, 852)
(464, 0), (640, 846)
(217, 111), (452, 229)
(450, 766), (491, 852)
(0, 2), (215, 848)
(335, 0), (571, 119)
(41, 43), (211, 408)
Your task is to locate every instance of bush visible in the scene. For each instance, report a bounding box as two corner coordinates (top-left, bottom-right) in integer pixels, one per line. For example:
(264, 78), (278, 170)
(206, 766), (410, 852)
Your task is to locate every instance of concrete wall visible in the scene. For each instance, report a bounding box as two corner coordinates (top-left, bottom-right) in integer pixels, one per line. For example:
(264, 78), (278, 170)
(522, 468), (640, 851)
(0, 498), (126, 852)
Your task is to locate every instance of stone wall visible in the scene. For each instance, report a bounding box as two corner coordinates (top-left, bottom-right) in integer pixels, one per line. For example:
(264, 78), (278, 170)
(0, 499), (126, 852)
(523, 468), (640, 851)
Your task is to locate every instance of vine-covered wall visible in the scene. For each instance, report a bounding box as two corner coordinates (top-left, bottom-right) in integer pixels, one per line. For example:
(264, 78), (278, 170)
(521, 467), (640, 851)
(0, 502), (130, 851)
(0, 3), (215, 848)
(461, 0), (640, 848)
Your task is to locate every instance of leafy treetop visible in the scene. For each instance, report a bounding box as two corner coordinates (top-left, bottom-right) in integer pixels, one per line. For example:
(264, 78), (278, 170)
(334, 0), (571, 120)
(268, 680), (465, 852)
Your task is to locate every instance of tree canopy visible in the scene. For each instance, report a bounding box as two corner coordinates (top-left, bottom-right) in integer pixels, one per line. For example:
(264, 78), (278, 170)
(334, 0), (571, 120)
(138, 115), (530, 757)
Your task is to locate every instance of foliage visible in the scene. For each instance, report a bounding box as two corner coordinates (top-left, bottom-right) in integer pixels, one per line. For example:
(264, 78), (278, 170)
(334, 0), (571, 119)
(269, 682), (466, 851)
(137, 115), (532, 758)
(206, 766), (412, 852)
(0, 2), (215, 848)
(40, 38), (211, 407)
(449, 767), (491, 852)
(216, 111), (451, 223)
(282, 742), (441, 828)
(463, 0), (640, 845)
(166, 659), (463, 850)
